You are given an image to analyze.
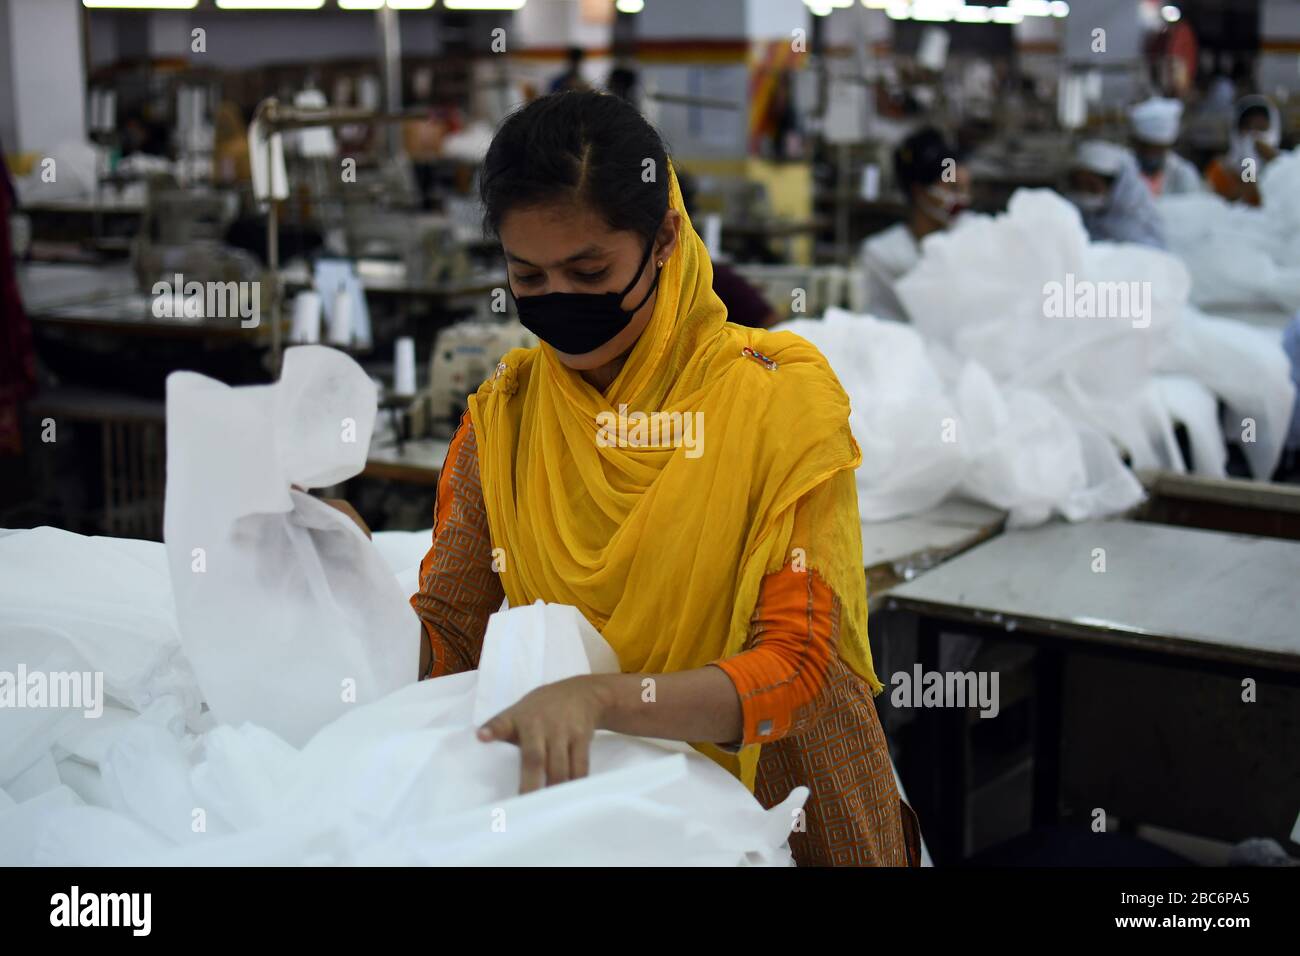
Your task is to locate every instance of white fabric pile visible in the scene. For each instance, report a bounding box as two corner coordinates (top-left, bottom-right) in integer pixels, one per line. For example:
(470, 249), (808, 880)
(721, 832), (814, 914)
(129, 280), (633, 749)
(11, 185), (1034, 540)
(1156, 150), (1300, 313)
(784, 308), (1144, 526)
(784, 189), (1295, 524)
(0, 346), (805, 866)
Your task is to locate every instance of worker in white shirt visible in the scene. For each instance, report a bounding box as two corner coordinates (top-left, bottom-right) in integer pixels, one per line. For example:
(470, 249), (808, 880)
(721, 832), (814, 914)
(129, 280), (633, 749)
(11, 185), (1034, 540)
(859, 126), (971, 322)
(1065, 139), (1167, 250)
(1128, 96), (1204, 197)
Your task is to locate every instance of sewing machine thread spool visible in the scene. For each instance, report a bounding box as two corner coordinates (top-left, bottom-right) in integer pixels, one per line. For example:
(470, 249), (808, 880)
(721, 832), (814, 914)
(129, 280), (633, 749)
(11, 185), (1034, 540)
(393, 337), (417, 397)
(290, 291), (322, 344)
(328, 282), (352, 347)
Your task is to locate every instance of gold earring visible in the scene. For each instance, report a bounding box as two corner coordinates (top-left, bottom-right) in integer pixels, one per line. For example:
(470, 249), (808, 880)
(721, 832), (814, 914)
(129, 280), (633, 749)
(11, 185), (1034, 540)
(657, 260), (664, 267)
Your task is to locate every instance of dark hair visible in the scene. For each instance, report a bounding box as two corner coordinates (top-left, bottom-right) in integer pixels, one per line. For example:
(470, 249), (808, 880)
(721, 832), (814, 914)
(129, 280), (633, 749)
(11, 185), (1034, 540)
(894, 126), (961, 196)
(1237, 103), (1271, 130)
(479, 91), (670, 245)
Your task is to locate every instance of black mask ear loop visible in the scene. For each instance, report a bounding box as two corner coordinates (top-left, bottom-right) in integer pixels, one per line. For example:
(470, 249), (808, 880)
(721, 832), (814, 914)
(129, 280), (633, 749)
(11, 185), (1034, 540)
(619, 237), (664, 317)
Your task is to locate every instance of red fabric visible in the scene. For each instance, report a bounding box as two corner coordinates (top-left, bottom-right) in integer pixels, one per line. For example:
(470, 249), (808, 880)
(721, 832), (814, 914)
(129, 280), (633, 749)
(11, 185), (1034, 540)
(0, 151), (36, 455)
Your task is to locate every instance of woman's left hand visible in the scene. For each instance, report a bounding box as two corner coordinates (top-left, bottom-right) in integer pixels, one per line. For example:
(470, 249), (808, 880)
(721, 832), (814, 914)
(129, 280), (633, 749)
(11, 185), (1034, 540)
(477, 676), (609, 794)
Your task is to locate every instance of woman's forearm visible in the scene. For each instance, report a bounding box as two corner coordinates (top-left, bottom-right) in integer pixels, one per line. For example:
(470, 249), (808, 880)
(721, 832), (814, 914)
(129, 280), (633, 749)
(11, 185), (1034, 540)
(592, 666), (743, 745)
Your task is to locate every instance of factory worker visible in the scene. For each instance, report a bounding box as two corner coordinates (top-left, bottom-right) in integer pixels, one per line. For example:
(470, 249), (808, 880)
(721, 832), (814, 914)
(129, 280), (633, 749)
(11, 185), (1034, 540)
(1128, 96), (1204, 196)
(858, 126), (971, 322)
(410, 91), (919, 867)
(1066, 139), (1167, 249)
(1205, 95), (1283, 206)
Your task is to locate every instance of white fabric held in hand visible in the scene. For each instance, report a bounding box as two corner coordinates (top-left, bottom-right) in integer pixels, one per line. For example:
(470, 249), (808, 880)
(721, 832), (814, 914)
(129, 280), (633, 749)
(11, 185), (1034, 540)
(163, 345), (417, 747)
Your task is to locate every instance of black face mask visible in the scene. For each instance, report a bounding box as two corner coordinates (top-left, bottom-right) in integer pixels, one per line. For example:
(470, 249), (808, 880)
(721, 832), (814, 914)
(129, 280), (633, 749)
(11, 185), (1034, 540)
(1136, 152), (1165, 176)
(510, 238), (662, 355)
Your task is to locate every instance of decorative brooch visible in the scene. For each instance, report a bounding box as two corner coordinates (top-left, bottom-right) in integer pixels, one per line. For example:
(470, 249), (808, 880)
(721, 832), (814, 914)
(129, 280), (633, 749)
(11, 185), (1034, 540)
(492, 361), (518, 397)
(742, 346), (778, 371)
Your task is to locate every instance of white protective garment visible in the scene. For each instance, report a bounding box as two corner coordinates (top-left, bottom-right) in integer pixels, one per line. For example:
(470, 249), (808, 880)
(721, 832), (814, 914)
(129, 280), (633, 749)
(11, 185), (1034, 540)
(1072, 142), (1167, 249)
(858, 222), (921, 323)
(163, 345), (416, 747)
(781, 309), (1143, 527)
(901, 189), (1293, 480)
(1127, 98), (1204, 196)
(1129, 97), (1183, 146)
(796, 188), (1294, 518)
(0, 571), (805, 865)
(1157, 149), (1300, 313)
(1, 345), (805, 866)
(1136, 150), (1205, 197)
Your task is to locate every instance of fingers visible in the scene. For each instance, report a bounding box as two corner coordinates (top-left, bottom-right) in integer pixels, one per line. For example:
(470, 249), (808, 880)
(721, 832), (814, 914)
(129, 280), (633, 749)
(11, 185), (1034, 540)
(517, 728), (547, 794)
(546, 738), (571, 787)
(569, 736), (590, 782)
(478, 712), (517, 743)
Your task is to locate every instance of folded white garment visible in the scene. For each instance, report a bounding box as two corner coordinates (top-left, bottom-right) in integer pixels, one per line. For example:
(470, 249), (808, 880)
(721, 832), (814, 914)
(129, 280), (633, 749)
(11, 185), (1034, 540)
(0, 596), (805, 866)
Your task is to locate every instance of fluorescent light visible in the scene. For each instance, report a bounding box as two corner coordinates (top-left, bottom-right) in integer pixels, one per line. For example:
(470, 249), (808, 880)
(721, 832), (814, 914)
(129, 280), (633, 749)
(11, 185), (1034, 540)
(1050, 1), (1069, 16)
(912, 4), (953, 22)
(885, 1), (910, 19)
(863, 0), (890, 9)
(1161, 4), (1180, 22)
(808, 0), (833, 14)
(989, 6), (1024, 23)
(443, 0), (525, 8)
(215, 0), (325, 8)
(615, 0), (644, 11)
(1009, 0), (1054, 15)
(954, 5), (992, 22)
(82, 1), (198, 8)
(388, 0), (436, 7)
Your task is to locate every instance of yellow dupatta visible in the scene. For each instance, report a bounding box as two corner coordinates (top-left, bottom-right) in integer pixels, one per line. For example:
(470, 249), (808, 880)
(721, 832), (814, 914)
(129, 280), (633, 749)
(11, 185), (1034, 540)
(468, 163), (880, 789)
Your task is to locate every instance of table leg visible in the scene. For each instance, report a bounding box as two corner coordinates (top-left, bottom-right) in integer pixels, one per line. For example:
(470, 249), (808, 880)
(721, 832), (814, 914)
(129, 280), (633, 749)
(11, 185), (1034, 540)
(917, 616), (969, 864)
(1032, 646), (1064, 827)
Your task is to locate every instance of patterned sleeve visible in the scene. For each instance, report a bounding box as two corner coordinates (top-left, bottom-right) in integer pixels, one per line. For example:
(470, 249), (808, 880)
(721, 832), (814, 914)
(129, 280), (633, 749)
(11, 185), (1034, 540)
(711, 563), (840, 749)
(409, 410), (505, 678)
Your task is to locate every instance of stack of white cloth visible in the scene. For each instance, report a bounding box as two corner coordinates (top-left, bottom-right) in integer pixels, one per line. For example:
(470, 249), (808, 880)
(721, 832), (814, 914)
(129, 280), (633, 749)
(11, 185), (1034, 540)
(0, 346), (805, 866)
(782, 188), (1295, 524)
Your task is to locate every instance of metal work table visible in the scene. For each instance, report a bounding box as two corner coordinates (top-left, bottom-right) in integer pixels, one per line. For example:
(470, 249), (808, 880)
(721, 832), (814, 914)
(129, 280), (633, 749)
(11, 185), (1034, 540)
(861, 498), (1007, 610)
(20, 262), (273, 341)
(280, 261), (506, 300)
(888, 518), (1299, 670)
(17, 262), (139, 312)
(363, 436), (452, 486)
(881, 517), (1300, 863)
(30, 291), (274, 340)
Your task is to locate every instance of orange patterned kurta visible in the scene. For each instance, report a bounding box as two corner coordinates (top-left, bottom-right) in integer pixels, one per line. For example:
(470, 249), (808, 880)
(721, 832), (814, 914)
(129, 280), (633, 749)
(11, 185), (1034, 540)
(411, 411), (920, 867)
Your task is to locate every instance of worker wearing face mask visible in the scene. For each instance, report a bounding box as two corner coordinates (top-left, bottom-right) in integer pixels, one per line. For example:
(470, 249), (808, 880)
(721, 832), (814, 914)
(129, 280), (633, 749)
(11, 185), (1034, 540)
(858, 126), (971, 322)
(1128, 96), (1204, 197)
(1205, 95), (1283, 206)
(1065, 139), (1167, 249)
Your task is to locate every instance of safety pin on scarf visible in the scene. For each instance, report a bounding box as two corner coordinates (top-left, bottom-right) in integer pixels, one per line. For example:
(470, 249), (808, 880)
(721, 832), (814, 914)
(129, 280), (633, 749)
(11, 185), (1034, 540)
(742, 346), (778, 371)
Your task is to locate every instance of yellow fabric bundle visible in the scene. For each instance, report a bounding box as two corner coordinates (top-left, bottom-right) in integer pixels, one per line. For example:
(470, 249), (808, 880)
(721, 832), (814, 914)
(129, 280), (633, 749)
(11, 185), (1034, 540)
(468, 163), (878, 788)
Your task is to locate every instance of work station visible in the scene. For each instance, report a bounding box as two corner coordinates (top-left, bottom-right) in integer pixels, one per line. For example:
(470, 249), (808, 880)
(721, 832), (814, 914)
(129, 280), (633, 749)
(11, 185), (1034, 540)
(1, 0), (1298, 887)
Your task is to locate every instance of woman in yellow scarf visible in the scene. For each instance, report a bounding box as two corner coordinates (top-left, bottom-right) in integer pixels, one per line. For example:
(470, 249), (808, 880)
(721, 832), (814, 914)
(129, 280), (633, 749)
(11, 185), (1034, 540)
(412, 91), (916, 866)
